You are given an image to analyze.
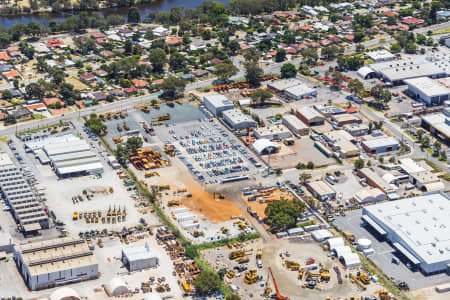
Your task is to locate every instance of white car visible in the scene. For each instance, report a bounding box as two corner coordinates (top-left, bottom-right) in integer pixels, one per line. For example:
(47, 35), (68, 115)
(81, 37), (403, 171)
(2, 206), (11, 211)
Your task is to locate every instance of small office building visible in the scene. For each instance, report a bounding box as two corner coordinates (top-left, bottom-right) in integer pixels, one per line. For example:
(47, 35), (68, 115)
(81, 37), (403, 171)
(281, 114), (310, 136)
(122, 244), (159, 272)
(222, 109), (257, 130)
(296, 106), (324, 126)
(362, 136), (400, 154)
(284, 84), (317, 100)
(253, 124), (291, 140)
(203, 94), (234, 116)
(306, 180), (336, 201)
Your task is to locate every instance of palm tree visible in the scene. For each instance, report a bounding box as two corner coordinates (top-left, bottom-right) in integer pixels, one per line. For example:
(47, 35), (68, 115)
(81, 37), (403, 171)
(299, 172), (312, 185)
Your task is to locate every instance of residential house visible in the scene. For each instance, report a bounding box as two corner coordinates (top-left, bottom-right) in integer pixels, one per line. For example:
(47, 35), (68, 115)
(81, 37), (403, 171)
(132, 79), (149, 89)
(80, 73), (95, 83)
(0, 52), (11, 62)
(3, 70), (21, 81)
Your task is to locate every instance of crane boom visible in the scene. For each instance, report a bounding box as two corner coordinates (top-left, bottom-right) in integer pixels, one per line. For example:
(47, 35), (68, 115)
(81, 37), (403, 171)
(269, 267), (290, 300)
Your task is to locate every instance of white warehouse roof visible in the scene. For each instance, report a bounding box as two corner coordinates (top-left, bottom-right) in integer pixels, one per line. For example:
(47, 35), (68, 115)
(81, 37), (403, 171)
(404, 77), (450, 97)
(362, 192), (450, 272)
(44, 140), (90, 156)
(284, 84), (316, 98)
(122, 244), (158, 262)
(203, 94), (233, 108)
(268, 78), (302, 91)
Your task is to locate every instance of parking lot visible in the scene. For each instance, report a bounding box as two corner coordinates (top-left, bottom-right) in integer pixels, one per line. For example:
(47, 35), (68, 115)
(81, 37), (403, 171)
(136, 101), (206, 125)
(156, 119), (262, 185)
(102, 111), (144, 147)
(334, 210), (450, 290)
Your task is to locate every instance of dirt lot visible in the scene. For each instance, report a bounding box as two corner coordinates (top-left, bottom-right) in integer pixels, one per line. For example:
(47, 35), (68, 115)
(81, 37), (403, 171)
(245, 187), (295, 219)
(262, 138), (335, 169)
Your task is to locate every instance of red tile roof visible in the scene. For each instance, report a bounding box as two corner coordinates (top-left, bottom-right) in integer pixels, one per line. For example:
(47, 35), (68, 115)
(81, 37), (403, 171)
(402, 16), (424, 25)
(132, 78), (148, 88)
(124, 87), (137, 93)
(3, 70), (20, 78)
(46, 39), (64, 48)
(0, 52), (11, 61)
(26, 103), (46, 110)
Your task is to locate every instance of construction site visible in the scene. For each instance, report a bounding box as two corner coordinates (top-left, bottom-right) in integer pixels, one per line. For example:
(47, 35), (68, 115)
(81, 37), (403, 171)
(201, 235), (388, 300)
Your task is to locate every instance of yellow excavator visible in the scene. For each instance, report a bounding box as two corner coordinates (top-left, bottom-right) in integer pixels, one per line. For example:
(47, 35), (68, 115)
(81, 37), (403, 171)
(229, 248), (252, 260)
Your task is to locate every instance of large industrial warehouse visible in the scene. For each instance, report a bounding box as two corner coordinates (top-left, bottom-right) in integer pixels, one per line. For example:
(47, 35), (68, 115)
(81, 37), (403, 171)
(14, 237), (99, 290)
(362, 192), (450, 275)
(43, 139), (103, 178)
(0, 152), (49, 233)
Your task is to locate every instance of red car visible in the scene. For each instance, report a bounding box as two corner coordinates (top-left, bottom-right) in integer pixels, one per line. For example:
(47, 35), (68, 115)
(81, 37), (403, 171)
(306, 258), (315, 265)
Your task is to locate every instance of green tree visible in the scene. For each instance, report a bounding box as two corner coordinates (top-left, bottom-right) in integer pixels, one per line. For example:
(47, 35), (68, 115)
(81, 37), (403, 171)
(332, 71), (343, 89)
(84, 114), (106, 136)
(264, 199), (306, 232)
(434, 141), (441, 155)
(275, 48), (286, 62)
(225, 294), (241, 300)
(299, 172), (312, 184)
(169, 52), (186, 71)
(250, 89), (272, 105)
(127, 6), (141, 23)
(161, 77), (186, 99)
(405, 41), (417, 54)
(192, 271), (221, 295)
(149, 48), (168, 72)
(390, 42), (402, 53)
(126, 136), (143, 153)
(214, 63), (238, 81)
(280, 63), (297, 78)
(227, 40), (240, 54)
(421, 136), (430, 148)
(348, 78), (364, 96)
(354, 159), (365, 169)
(244, 61), (264, 86)
(416, 129), (424, 140)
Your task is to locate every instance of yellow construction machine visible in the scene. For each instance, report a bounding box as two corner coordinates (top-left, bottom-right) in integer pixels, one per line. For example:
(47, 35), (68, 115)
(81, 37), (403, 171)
(357, 272), (371, 284)
(229, 248), (252, 260)
(285, 260), (300, 271)
(320, 268), (331, 282)
(243, 269), (259, 284)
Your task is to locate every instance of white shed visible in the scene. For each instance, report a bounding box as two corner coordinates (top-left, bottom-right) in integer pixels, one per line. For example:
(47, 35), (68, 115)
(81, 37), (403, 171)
(334, 245), (352, 258)
(50, 288), (80, 300)
(327, 237), (344, 250)
(105, 278), (130, 297)
(311, 229), (333, 242)
(340, 252), (361, 269)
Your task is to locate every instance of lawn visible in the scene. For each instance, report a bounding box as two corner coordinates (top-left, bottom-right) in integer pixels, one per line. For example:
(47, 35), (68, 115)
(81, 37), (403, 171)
(403, 131), (418, 141)
(432, 28), (450, 35)
(66, 77), (89, 90)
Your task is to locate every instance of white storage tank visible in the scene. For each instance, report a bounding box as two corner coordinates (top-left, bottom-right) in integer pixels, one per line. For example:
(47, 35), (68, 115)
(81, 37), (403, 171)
(357, 238), (372, 250)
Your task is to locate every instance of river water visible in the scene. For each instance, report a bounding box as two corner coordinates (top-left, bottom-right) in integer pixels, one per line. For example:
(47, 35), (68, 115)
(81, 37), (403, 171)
(0, 0), (229, 28)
